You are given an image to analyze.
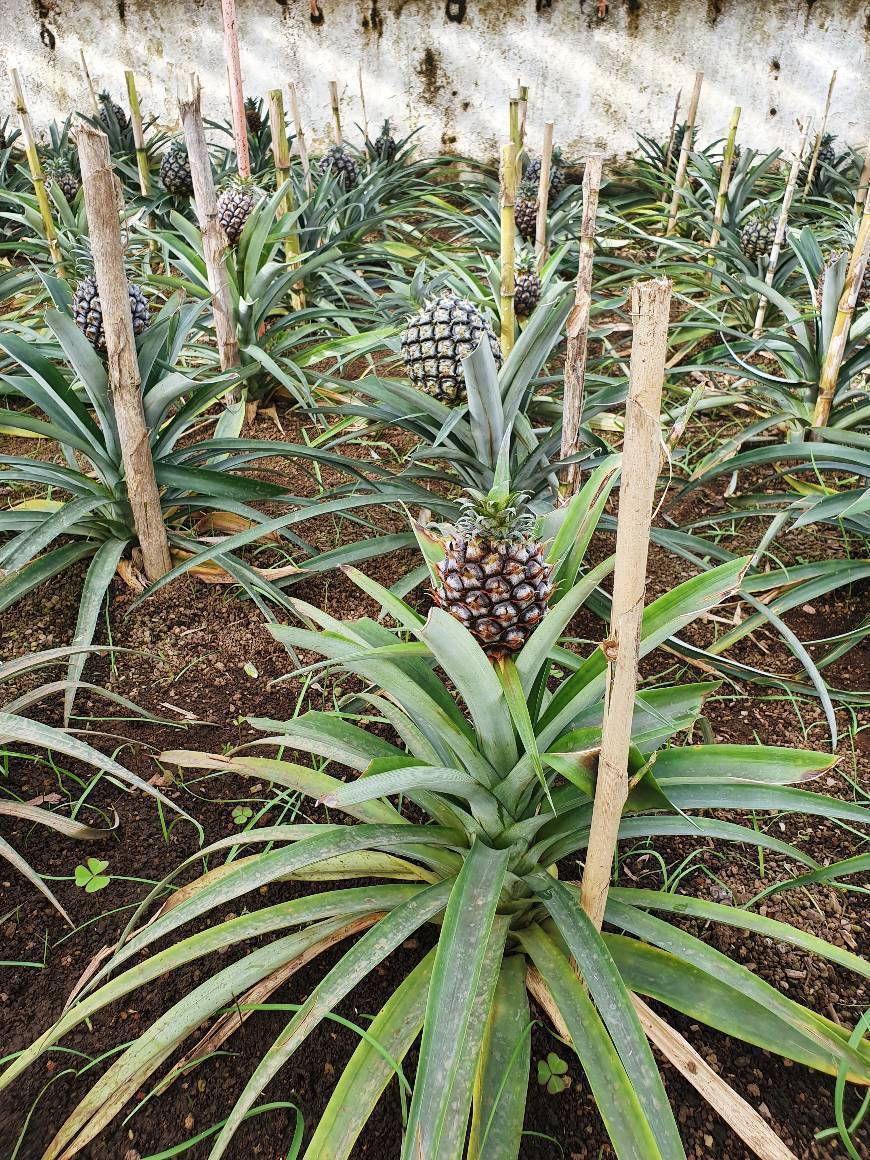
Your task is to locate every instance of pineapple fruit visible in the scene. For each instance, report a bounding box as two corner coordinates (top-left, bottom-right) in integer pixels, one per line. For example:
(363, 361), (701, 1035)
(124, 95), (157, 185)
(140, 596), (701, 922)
(740, 207), (777, 261)
(98, 92), (128, 132)
(218, 178), (260, 245)
(514, 255), (541, 317)
(433, 486), (554, 658)
(373, 120), (397, 163)
(514, 181), (538, 240)
(525, 146), (565, 195)
(244, 97), (263, 134)
(45, 158), (80, 202)
(159, 141), (193, 197)
(318, 145), (360, 191)
(401, 293), (502, 404)
(73, 274), (150, 352)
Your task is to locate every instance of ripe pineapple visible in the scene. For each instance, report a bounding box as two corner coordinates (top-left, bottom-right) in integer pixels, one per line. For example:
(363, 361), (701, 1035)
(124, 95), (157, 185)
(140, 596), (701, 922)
(373, 119), (397, 163)
(514, 256), (541, 317)
(433, 487), (554, 658)
(159, 141), (193, 197)
(740, 207), (777, 261)
(401, 293), (502, 404)
(318, 145), (359, 191)
(244, 98), (263, 134)
(514, 181), (538, 240)
(73, 274), (150, 352)
(98, 92), (128, 132)
(218, 177), (260, 245)
(525, 147), (565, 195)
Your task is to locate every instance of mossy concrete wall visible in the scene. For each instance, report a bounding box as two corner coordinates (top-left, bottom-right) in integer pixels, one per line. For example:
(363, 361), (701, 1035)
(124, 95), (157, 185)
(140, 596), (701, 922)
(2, 0), (867, 158)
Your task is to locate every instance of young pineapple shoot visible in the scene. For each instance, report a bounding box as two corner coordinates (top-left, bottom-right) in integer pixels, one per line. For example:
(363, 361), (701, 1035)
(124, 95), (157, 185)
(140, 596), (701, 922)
(401, 292), (502, 404)
(433, 484), (554, 658)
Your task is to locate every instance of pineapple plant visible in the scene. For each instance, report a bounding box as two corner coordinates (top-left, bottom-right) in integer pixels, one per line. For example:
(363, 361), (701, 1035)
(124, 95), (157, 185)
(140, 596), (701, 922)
(373, 119), (397, 163)
(514, 180), (538, 240)
(318, 144), (360, 191)
(514, 254), (541, 317)
(433, 484), (554, 657)
(217, 177), (260, 245)
(244, 97), (263, 134)
(159, 140), (193, 197)
(98, 91), (128, 132)
(401, 292), (502, 404)
(740, 205), (777, 261)
(72, 273), (150, 351)
(525, 146), (566, 195)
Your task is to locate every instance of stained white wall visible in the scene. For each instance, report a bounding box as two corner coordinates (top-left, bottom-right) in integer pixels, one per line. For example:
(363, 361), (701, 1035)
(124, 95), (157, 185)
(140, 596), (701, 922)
(1, 0), (867, 159)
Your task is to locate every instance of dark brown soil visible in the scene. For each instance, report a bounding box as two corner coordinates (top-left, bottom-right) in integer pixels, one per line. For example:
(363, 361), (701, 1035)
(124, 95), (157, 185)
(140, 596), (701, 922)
(1, 405), (868, 1160)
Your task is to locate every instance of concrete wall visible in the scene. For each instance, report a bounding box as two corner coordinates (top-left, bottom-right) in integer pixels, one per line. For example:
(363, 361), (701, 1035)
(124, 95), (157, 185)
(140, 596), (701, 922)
(2, 1), (867, 160)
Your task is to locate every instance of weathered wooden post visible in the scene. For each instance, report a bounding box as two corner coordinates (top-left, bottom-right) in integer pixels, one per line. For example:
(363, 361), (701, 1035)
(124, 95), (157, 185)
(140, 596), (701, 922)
(663, 88), (682, 173)
(288, 82), (313, 194)
(357, 62), (369, 138)
(517, 83), (529, 146)
(329, 81), (342, 144)
(803, 69), (837, 195)
(76, 120), (171, 581)
(853, 139), (870, 215)
(534, 121), (554, 270)
(812, 201), (869, 430)
(752, 118), (811, 337)
(221, 0), (251, 178)
(561, 154), (603, 495)
(79, 49), (101, 115)
(178, 76), (241, 383)
(666, 70), (703, 235)
(9, 68), (64, 276)
(124, 70), (152, 197)
(707, 106), (741, 263)
(499, 142), (517, 359)
(268, 88), (304, 310)
(580, 277), (672, 930)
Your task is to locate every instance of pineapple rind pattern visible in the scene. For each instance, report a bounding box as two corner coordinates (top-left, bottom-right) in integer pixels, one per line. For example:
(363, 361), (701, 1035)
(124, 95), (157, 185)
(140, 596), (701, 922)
(73, 275), (150, 352)
(401, 295), (502, 404)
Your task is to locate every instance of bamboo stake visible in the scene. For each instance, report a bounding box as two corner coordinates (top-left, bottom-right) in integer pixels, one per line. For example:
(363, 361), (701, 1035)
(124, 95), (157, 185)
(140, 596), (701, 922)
(811, 203), (869, 430)
(75, 119), (170, 581)
(534, 121), (554, 271)
(662, 88), (682, 173)
(357, 62), (368, 138)
(561, 154), (603, 494)
(124, 70), (151, 197)
(221, 0), (250, 178)
(752, 118), (811, 337)
(666, 71), (703, 235)
(499, 141), (517, 358)
(288, 83), (312, 194)
(268, 88), (304, 310)
(580, 277), (671, 930)
(707, 106), (741, 262)
(854, 140), (870, 215)
(79, 49), (100, 114)
(329, 81), (342, 144)
(517, 84), (529, 146)
(803, 69), (836, 195)
(178, 77), (241, 384)
(9, 68), (64, 276)
(509, 97), (521, 158)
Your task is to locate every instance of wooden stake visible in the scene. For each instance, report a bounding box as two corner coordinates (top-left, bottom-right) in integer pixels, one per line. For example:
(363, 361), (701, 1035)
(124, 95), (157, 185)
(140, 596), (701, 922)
(178, 77), (241, 383)
(79, 49), (100, 114)
(124, 70), (151, 197)
(534, 121), (554, 270)
(580, 276), (671, 930)
(561, 154), (603, 494)
(268, 88), (304, 310)
(221, 0), (250, 178)
(357, 62), (368, 138)
(707, 106), (741, 260)
(752, 118), (810, 337)
(329, 81), (342, 145)
(9, 68), (64, 276)
(288, 83), (312, 194)
(803, 69), (837, 195)
(75, 120), (170, 581)
(517, 84), (529, 146)
(853, 139), (870, 215)
(666, 71), (703, 235)
(499, 142), (517, 358)
(812, 201), (869, 430)
(509, 97), (521, 158)
(663, 88), (682, 173)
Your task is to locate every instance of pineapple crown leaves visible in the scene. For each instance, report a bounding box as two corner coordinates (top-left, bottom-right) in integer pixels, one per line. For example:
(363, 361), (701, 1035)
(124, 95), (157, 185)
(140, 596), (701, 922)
(455, 483), (537, 542)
